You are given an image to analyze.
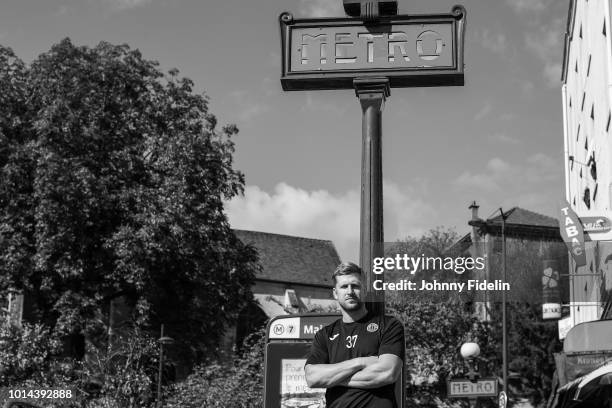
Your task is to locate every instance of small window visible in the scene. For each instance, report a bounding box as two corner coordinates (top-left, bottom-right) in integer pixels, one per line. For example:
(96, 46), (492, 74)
(584, 188), (591, 209)
(587, 55), (592, 76)
(581, 92), (586, 111)
(284, 289), (300, 308)
(580, 168), (583, 178)
(493, 237), (503, 253)
(569, 97), (572, 107)
(573, 197), (576, 206)
(591, 104), (595, 120)
(604, 20), (607, 36)
(589, 154), (597, 181)
(606, 111), (611, 131)
(580, 24), (583, 38)
(585, 138), (588, 150)
(577, 124), (581, 141)
(593, 183), (598, 201)
(576, 61), (579, 73)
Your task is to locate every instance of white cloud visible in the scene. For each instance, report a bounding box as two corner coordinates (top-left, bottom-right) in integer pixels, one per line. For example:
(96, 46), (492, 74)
(474, 103), (492, 121)
(298, 0), (344, 17)
(228, 90), (271, 124)
(524, 18), (565, 87)
(525, 20), (564, 59)
(491, 133), (521, 145)
(454, 170), (503, 192)
(226, 181), (434, 261)
(543, 62), (562, 87)
(472, 28), (508, 56)
(301, 92), (349, 115)
(520, 80), (535, 94)
(104, 0), (152, 10)
(453, 154), (561, 193)
(506, 0), (553, 14)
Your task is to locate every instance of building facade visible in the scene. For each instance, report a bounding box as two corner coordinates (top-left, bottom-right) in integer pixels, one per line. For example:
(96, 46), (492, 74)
(463, 204), (569, 321)
(548, 2), (612, 405)
(561, 0), (612, 325)
(228, 230), (340, 348)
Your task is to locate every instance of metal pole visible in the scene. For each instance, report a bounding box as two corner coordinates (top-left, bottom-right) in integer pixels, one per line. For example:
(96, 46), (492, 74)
(354, 77), (389, 317)
(157, 324), (164, 408)
(500, 208), (508, 396)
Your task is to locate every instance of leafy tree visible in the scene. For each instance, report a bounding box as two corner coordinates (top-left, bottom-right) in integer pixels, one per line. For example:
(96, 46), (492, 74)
(386, 228), (562, 407)
(385, 227), (468, 304)
(81, 327), (159, 408)
(0, 39), (259, 369)
(165, 329), (266, 408)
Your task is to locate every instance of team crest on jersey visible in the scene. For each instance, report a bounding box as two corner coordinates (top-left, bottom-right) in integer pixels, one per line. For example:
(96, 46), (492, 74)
(367, 323), (379, 332)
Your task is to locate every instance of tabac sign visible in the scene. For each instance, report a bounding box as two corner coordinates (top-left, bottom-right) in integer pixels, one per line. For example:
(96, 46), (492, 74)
(279, 6), (466, 91)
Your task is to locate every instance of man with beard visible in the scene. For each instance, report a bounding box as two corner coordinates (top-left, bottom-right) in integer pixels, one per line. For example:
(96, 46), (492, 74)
(304, 262), (404, 408)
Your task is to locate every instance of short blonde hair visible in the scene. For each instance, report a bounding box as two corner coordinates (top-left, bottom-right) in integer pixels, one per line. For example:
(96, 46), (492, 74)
(332, 262), (362, 284)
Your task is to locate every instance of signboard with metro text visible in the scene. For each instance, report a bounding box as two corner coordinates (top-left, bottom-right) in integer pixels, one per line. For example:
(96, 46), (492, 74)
(447, 378), (498, 398)
(279, 6), (466, 90)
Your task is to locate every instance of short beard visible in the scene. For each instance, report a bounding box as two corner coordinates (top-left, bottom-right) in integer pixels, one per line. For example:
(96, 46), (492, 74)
(339, 298), (363, 312)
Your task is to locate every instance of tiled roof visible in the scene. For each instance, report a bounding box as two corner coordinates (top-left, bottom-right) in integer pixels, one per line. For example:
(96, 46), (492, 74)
(234, 230), (341, 287)
(487, 207), (558, 228)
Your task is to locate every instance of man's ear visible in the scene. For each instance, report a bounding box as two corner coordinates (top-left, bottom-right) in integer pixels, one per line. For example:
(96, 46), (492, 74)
(332, 287), (338, 300)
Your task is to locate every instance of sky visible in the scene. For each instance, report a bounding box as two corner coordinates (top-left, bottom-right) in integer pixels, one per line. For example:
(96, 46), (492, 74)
(0, 0), (571, 262)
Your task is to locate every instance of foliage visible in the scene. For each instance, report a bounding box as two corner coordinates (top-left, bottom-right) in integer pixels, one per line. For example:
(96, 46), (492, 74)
(0, 319), (83, 408)
(485, 303), (561, 407)
(386, 228), (562, 407)
(165, 329), (266, 408)
(385, 227), (467, 304)
(0, 39), (260, 368)
(0, 319), (62, 386)
(81, 327), (159, 408)
(390, 301), (484, 408)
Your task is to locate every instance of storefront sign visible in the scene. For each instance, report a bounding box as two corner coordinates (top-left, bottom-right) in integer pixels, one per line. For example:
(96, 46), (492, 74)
(558, 316), (573, 340)
(563, 352), (612, 382)
(575, 211), (612, 240)
(558, 202), (586, 267)
(580, 216), (612, 234)
(542, 260), (561, 320)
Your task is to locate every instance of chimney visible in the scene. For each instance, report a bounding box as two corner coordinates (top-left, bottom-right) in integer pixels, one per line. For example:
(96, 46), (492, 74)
(469, 201), (480, 222)
(468, 201), (484, 258)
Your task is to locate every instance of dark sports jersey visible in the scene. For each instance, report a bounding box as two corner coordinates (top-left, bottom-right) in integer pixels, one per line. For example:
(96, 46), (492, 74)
(305, 312), (405, 408)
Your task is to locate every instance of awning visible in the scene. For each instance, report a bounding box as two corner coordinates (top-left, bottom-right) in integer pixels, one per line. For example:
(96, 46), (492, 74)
(554, 361), (612, 408)
(564, 320), (612, 354)
(253, 293), (337, 318)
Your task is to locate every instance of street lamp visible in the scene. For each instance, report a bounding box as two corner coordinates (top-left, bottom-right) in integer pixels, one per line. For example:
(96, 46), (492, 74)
(467, 205), (509, 403)
(157, 324), (174, 408)
(499, 208), (508, 399)
(460, 342), (480, 408)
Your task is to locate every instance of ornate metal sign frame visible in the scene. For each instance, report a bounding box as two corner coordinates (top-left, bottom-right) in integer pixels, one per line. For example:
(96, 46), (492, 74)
(279, 5), (466, 91)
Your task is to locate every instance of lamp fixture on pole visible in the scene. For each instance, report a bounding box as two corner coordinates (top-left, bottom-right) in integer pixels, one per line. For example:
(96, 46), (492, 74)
(343, 0), (398, 20)
(156, 324), (174, 408)
(460, 342), (481, 408)
(500, 208), (508, 399)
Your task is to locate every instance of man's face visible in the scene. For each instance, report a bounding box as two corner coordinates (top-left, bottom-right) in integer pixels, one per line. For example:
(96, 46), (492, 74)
(333, 273), (363, 311)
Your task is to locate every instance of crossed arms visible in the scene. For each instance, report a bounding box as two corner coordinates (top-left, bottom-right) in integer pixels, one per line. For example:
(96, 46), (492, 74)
(305, 354), (402, 389)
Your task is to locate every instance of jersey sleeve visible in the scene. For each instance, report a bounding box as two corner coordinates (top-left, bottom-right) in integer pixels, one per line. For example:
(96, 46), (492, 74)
(378, 317), (405, 359)
(305, 329), (329, 365)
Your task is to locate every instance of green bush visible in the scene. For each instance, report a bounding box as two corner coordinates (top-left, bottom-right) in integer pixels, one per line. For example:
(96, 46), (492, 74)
(165, 329), (265, 408)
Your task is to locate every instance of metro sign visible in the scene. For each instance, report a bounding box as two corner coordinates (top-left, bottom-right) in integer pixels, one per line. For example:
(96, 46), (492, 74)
(279, 6), (466, 90)
(448, 378), (498, 398)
